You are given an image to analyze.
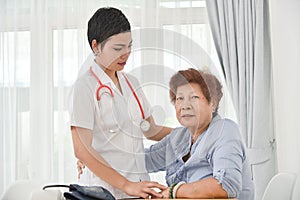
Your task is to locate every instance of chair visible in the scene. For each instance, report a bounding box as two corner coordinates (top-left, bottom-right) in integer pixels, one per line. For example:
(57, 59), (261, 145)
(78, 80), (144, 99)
(31, 188), (63, 200)
(1, 180), (63, 200)
(262, 172), (297, 200)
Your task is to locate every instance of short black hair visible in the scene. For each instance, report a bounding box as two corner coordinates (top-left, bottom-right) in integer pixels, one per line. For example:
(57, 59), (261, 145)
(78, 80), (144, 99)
(87, 7), (131, 49)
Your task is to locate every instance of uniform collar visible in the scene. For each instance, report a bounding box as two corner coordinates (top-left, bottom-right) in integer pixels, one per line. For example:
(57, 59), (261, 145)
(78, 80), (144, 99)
(91, 60), (124, 85)
(90, 60), (127, 97)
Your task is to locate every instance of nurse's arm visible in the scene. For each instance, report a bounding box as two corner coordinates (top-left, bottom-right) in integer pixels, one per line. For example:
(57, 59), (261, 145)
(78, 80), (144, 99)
(71, 126), (166, 198)
(143, 116), (172, 141)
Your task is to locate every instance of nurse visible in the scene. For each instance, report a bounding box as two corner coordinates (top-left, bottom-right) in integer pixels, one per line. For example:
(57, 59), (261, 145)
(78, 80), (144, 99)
(69, 7), (171, 199)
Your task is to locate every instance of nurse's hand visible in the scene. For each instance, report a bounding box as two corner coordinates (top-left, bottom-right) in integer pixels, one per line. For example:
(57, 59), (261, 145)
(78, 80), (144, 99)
(77, 160), (85, 179)
(123, 181), (167, 199)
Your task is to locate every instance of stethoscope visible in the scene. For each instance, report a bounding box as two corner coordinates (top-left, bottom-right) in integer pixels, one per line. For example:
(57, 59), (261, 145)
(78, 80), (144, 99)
(89, 67), (151, 132)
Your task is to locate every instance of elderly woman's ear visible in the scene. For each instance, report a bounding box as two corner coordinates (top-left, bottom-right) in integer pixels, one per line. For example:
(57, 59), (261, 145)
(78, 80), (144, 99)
(210, 99), (217, 112)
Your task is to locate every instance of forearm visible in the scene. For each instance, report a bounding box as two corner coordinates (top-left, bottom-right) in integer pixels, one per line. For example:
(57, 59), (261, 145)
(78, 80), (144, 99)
(79, 146), (128, 189)
(176, 177), (228, 199)
(71, 127), (128, 190)
(143, 116), (172, 141)
(72, 126), (167, 199)
(147, 126), (172, 141)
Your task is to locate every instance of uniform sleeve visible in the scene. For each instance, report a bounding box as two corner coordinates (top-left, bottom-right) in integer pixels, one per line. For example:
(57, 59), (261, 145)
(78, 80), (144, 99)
(210, 120), (246, 198)
(68, 79), (95, 130)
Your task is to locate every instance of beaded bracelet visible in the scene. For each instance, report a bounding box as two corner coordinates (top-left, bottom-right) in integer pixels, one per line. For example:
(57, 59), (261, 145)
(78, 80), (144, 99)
(169, 183), (177, 199)
(172, 181), (186, 198)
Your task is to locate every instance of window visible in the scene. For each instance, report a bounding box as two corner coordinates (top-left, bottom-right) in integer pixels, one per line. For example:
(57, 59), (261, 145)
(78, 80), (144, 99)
(0, 31), (31, 184)
(0, 31), (30, 86)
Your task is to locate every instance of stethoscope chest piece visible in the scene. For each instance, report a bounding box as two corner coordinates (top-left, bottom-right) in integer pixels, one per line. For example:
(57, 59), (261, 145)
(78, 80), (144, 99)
(140, 120), (150, 132)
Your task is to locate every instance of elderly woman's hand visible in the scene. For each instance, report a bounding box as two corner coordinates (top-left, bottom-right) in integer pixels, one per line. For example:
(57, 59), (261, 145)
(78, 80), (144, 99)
(160, 187), (170, 199)
(77, 160), (85, 179)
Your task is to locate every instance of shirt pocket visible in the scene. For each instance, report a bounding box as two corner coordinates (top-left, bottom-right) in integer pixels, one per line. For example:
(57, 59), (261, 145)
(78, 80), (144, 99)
(96, 93), (120, 134)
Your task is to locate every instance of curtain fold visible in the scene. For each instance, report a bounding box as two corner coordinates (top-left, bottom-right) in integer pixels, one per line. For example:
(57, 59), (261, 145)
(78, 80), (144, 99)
(206, 0), (276, 199)
(29, 0), (53, 180)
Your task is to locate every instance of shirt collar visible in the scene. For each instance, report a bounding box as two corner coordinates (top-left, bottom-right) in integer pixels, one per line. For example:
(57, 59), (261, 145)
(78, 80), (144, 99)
(190, 114), (221, 154)
(91, 60), (127, 96)
(91, 60), (124, 85)
(172, 127), (192, 156)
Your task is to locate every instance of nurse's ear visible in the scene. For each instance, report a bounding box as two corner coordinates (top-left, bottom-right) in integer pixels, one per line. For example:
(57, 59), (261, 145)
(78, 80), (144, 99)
(92, 39), (100, 56)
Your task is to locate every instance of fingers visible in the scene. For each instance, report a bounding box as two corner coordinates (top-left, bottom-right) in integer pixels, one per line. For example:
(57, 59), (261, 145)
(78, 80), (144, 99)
(77, 160), (85, 168)
(77, 167), (83, 179)
(139, 181), (167, 198)
(161, 188), (169, 198)
(142, 181), (167, 190)
(76, 160), (84, 179)
(124, 181), (167, 199)
(142, 188), (163, 198)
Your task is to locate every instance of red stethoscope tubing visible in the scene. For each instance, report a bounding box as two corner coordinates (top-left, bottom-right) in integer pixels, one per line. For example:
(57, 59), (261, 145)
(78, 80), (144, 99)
(122, 73), (145, 119)
(89, 67), (145, 120)
(89, 67), (114, 100)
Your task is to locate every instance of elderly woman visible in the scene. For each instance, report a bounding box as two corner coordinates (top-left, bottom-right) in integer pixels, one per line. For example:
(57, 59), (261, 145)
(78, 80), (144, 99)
(145, 68), (254, 199)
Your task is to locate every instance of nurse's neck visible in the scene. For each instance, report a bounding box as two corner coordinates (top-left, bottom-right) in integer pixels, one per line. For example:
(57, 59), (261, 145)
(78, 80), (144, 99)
(96, 61), (122, 93)
(103, 67), (118, 80)
(96, 61), (118, 81)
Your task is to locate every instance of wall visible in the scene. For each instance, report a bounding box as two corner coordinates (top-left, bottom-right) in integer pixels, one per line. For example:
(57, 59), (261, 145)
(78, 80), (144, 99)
(270, 0), (300, 199)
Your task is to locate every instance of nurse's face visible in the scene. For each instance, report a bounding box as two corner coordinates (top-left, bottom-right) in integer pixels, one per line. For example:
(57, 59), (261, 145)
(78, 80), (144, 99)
(175, 83), (214, 134)
(96, 32), (132, 71)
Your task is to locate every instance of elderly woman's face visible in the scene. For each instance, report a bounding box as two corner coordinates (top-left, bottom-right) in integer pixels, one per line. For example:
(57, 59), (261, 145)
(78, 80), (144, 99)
(175, 83), (214, 133)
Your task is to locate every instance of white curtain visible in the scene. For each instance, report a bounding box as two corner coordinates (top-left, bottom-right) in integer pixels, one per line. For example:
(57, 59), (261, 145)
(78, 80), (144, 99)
(0, 0), (234, 196)
(205, 0), (276, 199)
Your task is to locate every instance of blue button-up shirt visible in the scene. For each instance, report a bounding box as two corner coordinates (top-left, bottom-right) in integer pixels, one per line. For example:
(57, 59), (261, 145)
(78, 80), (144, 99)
(145, 115), (254, 200)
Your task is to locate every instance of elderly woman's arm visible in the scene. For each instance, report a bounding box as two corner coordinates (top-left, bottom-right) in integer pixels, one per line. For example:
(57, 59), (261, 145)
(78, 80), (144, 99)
(145, 132), (170, 172)
(172, 177), (228, 198)
(166, 120), (245, 199)
(210, 120), (245, 198)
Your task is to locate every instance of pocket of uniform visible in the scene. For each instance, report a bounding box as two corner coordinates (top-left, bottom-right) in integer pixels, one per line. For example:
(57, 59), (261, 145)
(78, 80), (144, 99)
(96, 94), (120, 134)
